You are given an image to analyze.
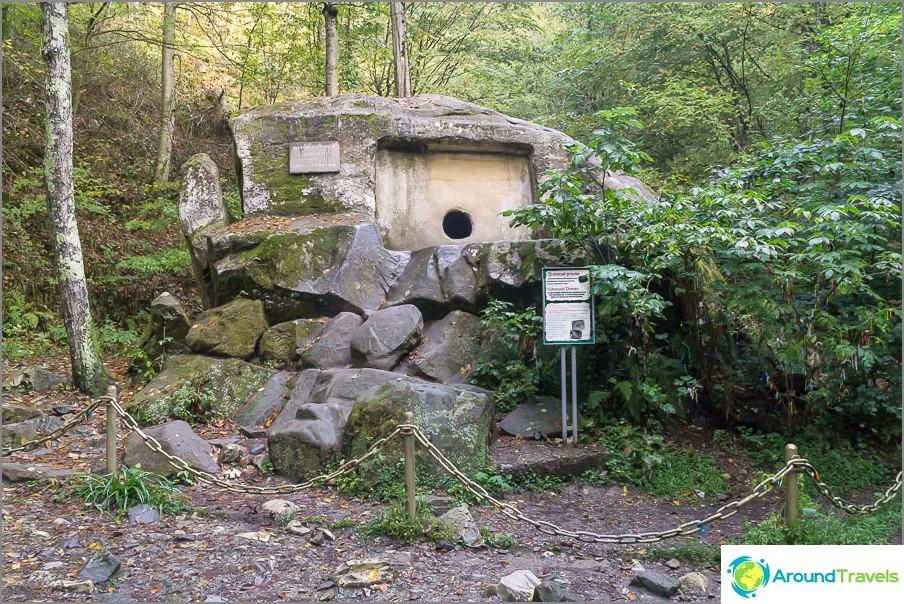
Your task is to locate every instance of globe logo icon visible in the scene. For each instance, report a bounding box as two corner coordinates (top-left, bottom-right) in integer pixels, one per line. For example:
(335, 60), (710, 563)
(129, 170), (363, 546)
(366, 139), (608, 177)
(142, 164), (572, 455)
(727, 556), (771, 598)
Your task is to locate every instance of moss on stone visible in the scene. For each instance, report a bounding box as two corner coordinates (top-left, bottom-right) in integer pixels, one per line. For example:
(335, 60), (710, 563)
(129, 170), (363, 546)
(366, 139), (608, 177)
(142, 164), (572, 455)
(239, 227), (349, 290)
(249, 150), (340, 216)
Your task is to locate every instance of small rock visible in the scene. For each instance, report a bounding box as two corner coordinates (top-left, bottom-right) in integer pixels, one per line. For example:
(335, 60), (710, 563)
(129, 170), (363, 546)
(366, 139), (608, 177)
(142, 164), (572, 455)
(204, 596), (230, 602)
(630, 569), (680, 598)
(248, 443), (266, 455)
(173, 531), (197, 542)
(239, 425), (268, 439)
(50, 579), (94, 594)
(333, 559), (393, 588)
(720, 473), (731, 481)
(437, 505), (484, 548)
(218, 443), (245, 464)
(42, 561), (65, 571)
(1, 463), (74, 483)
(128, 503), (160, 525)
(665, 558), (681, 570)
(284, 520), (311, 536)
(29, 367), (67, 391)
(26, 570), (53, 584)
(316, 580), (336, 591)
(629, 559), (645, 573)
(716, 492), (729, 502)
(60, 537), (81, 549)
(236, 531), (272, 543)
(679, 571), (709, 595)
(497, 569), (541, 602)
(693, 489), (706, 499)
(435, 540), (455, 552)
(308, 528), (335, 546)
(32, 530), (51, 539)
(52, 518), (71, 527)
(532, 580), (581, 602)
(77, 552), (121, 583)
(52, 405), (78, 416)
(262, 499), (300, 520)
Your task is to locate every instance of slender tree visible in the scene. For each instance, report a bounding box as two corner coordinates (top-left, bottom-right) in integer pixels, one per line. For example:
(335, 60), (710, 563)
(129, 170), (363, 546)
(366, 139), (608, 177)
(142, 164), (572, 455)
(323, 2), (339, 96)
(41, 1), (109, 395)
(390, 2), (410, 97)
(153, 2), (177, 183)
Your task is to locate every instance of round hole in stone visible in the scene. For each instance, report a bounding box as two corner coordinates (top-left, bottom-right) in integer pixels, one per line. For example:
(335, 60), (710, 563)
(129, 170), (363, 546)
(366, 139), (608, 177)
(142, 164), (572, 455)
(442, 210), (473, 240)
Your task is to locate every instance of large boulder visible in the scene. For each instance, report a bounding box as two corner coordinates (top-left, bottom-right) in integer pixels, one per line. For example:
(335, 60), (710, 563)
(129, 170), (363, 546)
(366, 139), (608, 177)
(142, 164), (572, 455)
(209, 219), (410, 321)
(233, 371), (294, 427)
(408, 310), (480, 382)
(385, 246), (479, 318)
(138, 292), (193, 361)
(122, 420), (219, 477)
(129, 354), (273, 425)
(350, 305), (423, 371)
(343, 378), (495, 478)
(267, 404), (345, 482)
(178, 153), (229, 306)
(185, 298), (268, 359)
(1, 404), (43, 424)
(300, 312), (362, 369)
(258, 318), (327, 365)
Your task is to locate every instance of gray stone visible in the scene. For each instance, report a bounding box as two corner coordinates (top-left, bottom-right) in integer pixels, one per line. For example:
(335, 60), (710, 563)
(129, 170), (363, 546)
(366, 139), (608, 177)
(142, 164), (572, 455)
(497, 569), (541, 602)
(210, 220), (409, 321)
(139, 292), (193, 360)
(239, 425), (268, 439)
(437, 505), (484, 548)
(259, 318), (327, 365)
(234, 371), (293, 427)
(332, 559), (392, 588)
(477, 239), (591, 294)
(267, 412), (343, 482)
(500, 397), (574, 439)
(385, 246), (479, 316)
(262, 499), (301, 520)
(271, 369), (321, 427)
(77, 551), (121, 583)
(532, 581), (581, 602)
(631, 569), (680, 598)
(423, 495), (455, 517)
(204, 597), (230, 602)
(1, 463), (74, 482)
(300, 312), (362, 369)
(409, 310), (480, 382)
(50, 579), (94, 594)
(178, 153), (229, 306)
(128, 504), (160, 525)
(130, 354), (273, 425)
(679, 572), (709, 595)
(28, 367), (66, 392)
(2, 421), (37, 449)
(1, 404), (43, 423)
(350, 305), (423, 370)
(27, 415), (64, 433)
(218, 443), (245, 464)
(665, 558), (681, 570)
(122, 420), (219, 477)
(308, 528), (335, 546)
(185, 298), (268, 359)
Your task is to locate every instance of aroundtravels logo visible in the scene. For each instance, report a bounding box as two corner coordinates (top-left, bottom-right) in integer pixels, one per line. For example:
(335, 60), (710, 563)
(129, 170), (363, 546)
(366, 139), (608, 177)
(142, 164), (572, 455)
(727, 556), (771, 598)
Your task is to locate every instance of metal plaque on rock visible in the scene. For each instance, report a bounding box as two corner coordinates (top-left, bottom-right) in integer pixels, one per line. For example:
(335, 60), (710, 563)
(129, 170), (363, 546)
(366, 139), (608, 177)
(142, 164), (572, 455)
(289, 141), (340, 173)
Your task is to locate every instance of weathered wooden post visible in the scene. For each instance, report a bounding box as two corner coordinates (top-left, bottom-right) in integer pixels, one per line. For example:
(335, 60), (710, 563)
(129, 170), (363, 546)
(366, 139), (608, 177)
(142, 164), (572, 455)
(784, 443), (799, 527)
(105, 385), (118, 475)
(403, 411), (416, 519)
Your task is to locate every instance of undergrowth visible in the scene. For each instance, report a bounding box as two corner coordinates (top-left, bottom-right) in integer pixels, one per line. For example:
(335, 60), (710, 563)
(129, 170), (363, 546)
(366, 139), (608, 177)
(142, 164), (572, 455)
(362, 499), (457, 543)
(66, 465), (195, 518)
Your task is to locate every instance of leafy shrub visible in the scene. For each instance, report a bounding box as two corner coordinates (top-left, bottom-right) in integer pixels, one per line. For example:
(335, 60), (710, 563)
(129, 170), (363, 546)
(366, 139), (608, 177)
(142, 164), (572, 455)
(362, 499), (456, 543)
(70, 465), (192, 518)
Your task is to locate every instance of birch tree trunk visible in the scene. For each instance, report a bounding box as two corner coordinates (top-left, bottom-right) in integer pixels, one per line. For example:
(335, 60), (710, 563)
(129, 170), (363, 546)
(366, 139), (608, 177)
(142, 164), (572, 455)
(41, 2), (109, 396)
(323, 3), (339, 96)
(390, 2), (411, 97)
(153, 2), (177, 184)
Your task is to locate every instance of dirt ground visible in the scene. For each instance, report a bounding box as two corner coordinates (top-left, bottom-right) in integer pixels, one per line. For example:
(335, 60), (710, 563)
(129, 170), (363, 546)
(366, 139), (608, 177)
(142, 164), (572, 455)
(0, 356), (834, 602)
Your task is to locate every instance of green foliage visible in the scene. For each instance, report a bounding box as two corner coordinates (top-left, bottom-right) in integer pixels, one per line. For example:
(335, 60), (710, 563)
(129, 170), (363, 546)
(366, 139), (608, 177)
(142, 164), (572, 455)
(470, 300), (545, 413)
(742, 490), (902, 545)
(481, 527), (517, 550)
(640, 541), (720, 568)
(362, 499), (456, 544)
(598, 424), (726, 499)
(115, 248), (190, 277)
(331, 452), (406, 502)
(69, 465), (192, 518)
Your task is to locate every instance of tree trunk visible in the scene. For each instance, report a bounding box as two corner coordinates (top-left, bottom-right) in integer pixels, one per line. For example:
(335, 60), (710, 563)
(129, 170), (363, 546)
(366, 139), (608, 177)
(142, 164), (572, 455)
(390, 2), (411, 97)
(323, 3), (339, 96)
(41, 2), (110, 396)
(153, 2), (177, 184)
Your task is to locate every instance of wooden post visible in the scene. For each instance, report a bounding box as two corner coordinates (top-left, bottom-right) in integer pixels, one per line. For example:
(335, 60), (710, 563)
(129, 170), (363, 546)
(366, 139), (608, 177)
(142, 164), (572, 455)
(403, 411), (416, 519)
(784, 443), (799, 527)
(105, 385), (117, 475)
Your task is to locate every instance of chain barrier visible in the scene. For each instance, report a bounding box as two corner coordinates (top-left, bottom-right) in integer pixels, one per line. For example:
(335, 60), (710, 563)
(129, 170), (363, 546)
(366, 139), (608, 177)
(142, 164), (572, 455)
(108, 398), (402, 495)
(1, 398), (105, 457)
(7, 396), (902, 543)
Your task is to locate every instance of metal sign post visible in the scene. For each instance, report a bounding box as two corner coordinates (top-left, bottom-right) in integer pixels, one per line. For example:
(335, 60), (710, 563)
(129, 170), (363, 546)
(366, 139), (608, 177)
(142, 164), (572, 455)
(543, 268), (595, 445)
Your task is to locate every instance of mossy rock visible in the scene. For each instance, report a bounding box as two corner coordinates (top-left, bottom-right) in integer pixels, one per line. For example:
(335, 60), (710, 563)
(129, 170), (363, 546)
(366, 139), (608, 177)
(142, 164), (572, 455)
(185, 298), (269, 359)
(129, 354), (274, 425)
(343, 380), (494, 481)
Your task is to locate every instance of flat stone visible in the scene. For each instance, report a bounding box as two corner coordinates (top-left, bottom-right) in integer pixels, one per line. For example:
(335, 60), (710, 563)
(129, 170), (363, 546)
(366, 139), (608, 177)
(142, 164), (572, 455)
(350, 305), (423, 370)
(500, 397), (573, 439)
(437, 505), (484, 548)
(308, 528), (335, 546)
(128, 504), (160, 525)
(630, 569), (680, 598)
(1, 463), (74, 482)
(2, 422), (37, 449)
(262, 499), (300, 520)
(424, 495), (456, 517)
(77, 552), (121, 583)
(532, 581), (581, 602)
(333, 559), (393, 588)
(497, 569), (541, 602)
(239, 425), (268, 439)
(1, 404), (43, 423)
(122, 420), (219, 477)
(665, 558), (681, 570)
(234, 371), (293, 427)
(409, 310), (480, 382)
(493, 441), (608, 479)
(50, 579), (94, 594)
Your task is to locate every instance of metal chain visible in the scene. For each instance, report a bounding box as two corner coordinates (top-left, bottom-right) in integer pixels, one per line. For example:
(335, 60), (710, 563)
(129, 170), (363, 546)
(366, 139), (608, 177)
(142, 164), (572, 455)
(407, 423), (799, 543)
(109, 398), (404, 495)
(1, 398), (105, 457)
(791, 459), (903, 514)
